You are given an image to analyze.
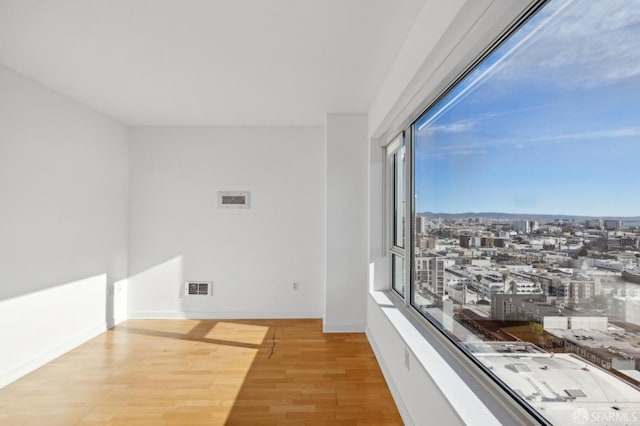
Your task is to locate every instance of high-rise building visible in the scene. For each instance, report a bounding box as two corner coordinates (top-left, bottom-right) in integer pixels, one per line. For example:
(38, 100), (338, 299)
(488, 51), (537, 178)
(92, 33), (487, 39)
(481, 236), (494, 248)
(415, 255), (446, 296)
(604, 220), (623, 230)
(415, 215), (428, 235)
(586, 219), (604, 229)
(513, 219), (538, 234)
(418, 237), (437, 249)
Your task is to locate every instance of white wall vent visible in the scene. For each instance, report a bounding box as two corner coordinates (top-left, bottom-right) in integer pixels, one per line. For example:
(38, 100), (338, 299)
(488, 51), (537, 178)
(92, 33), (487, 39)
(218, 191), (250, 209)
(185, 281), (213, 296)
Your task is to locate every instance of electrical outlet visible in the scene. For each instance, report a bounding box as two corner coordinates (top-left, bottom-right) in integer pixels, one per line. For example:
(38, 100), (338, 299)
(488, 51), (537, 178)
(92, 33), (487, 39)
(293, 282), (299, 290)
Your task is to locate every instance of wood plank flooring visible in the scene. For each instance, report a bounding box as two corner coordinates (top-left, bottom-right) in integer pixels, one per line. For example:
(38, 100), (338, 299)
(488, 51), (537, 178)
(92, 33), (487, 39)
(0, 319), (402, 425)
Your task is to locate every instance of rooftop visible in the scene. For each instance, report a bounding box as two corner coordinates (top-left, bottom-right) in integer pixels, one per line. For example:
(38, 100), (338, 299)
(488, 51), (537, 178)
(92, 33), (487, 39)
(474, 352), (640, 425)
(547, 328), (640, 358)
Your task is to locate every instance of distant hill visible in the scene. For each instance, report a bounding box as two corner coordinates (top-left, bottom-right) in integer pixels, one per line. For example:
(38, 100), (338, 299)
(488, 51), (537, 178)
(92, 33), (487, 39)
(418, 212), (640, 223)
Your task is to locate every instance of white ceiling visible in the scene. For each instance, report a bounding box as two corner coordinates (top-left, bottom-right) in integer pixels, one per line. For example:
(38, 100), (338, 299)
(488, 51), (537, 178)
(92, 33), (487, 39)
(0, 0), (425, 126)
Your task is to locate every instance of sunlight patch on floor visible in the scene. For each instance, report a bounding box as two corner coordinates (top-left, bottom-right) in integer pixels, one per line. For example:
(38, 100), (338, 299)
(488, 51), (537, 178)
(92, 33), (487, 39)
(205, 321), (269, 346)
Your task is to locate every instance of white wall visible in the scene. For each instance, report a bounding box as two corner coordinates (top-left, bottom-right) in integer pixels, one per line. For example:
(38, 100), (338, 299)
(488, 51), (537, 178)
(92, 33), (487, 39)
(366, 296), (465, 426)
(128, 127), (325, 319)
(0, 64), (129, 387)
(324, 114), (368, 332)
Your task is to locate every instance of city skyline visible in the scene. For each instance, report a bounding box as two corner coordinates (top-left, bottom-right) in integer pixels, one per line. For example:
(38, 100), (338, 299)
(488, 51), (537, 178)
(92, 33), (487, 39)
(414, 0), (640, 217)
(417, 211), (640, 221)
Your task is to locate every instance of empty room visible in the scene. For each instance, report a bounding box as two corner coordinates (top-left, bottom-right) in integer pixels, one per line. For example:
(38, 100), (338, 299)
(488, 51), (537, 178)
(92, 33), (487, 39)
(1, 0), (639, 425)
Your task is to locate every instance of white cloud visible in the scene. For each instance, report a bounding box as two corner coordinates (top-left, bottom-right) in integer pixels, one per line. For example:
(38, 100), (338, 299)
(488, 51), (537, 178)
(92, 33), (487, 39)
(418, 120), (474, 135)
(418, 126), (640, 159)
(416, 140), (488, 159)
(491, 0), (640, 88)
(449, 149), (487, 156)
(533, 126), (640, 143)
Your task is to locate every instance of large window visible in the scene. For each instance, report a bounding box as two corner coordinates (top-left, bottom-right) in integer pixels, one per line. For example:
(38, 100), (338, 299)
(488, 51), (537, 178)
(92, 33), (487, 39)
(391, 0), (640, 424)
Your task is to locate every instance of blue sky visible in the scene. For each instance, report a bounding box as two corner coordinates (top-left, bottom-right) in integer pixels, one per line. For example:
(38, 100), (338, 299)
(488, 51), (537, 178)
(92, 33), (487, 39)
(414, 0), (640, 217)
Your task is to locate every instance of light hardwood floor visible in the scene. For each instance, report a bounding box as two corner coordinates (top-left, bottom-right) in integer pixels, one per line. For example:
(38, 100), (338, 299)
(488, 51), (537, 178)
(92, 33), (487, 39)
(0, 319), (402, 425)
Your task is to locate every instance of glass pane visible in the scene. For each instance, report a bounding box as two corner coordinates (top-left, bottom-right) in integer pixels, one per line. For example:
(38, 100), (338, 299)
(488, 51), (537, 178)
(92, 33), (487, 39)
(392, 254), (405, 297)
(393, 145), (406, 248)
(412, 1), (640, 423)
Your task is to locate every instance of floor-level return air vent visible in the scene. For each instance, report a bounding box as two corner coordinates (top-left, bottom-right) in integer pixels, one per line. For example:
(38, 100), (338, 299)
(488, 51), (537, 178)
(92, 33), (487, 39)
(185, 281), (213, 296)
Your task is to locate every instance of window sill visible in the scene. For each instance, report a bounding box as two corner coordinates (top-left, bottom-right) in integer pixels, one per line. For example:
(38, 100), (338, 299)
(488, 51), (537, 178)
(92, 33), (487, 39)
(367, 289), (539, 426)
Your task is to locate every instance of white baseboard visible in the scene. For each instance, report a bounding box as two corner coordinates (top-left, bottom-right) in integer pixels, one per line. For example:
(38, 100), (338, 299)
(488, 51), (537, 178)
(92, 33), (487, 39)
(365, 325), (413, 426)
(0, 324), (106, 389)
(127, 311), (322, 320)
(322, 323), (365, 333)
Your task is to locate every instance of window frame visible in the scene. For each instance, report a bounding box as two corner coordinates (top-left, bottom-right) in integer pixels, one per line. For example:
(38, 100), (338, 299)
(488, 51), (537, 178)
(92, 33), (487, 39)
(386, 133), (408, 298)
(381, 0), (559, 423)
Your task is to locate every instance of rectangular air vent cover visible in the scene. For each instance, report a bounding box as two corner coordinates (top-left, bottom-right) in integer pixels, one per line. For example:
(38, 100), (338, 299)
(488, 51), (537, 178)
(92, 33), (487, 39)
(218, 191), (250, 209)
(185, 281), (212, 296)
